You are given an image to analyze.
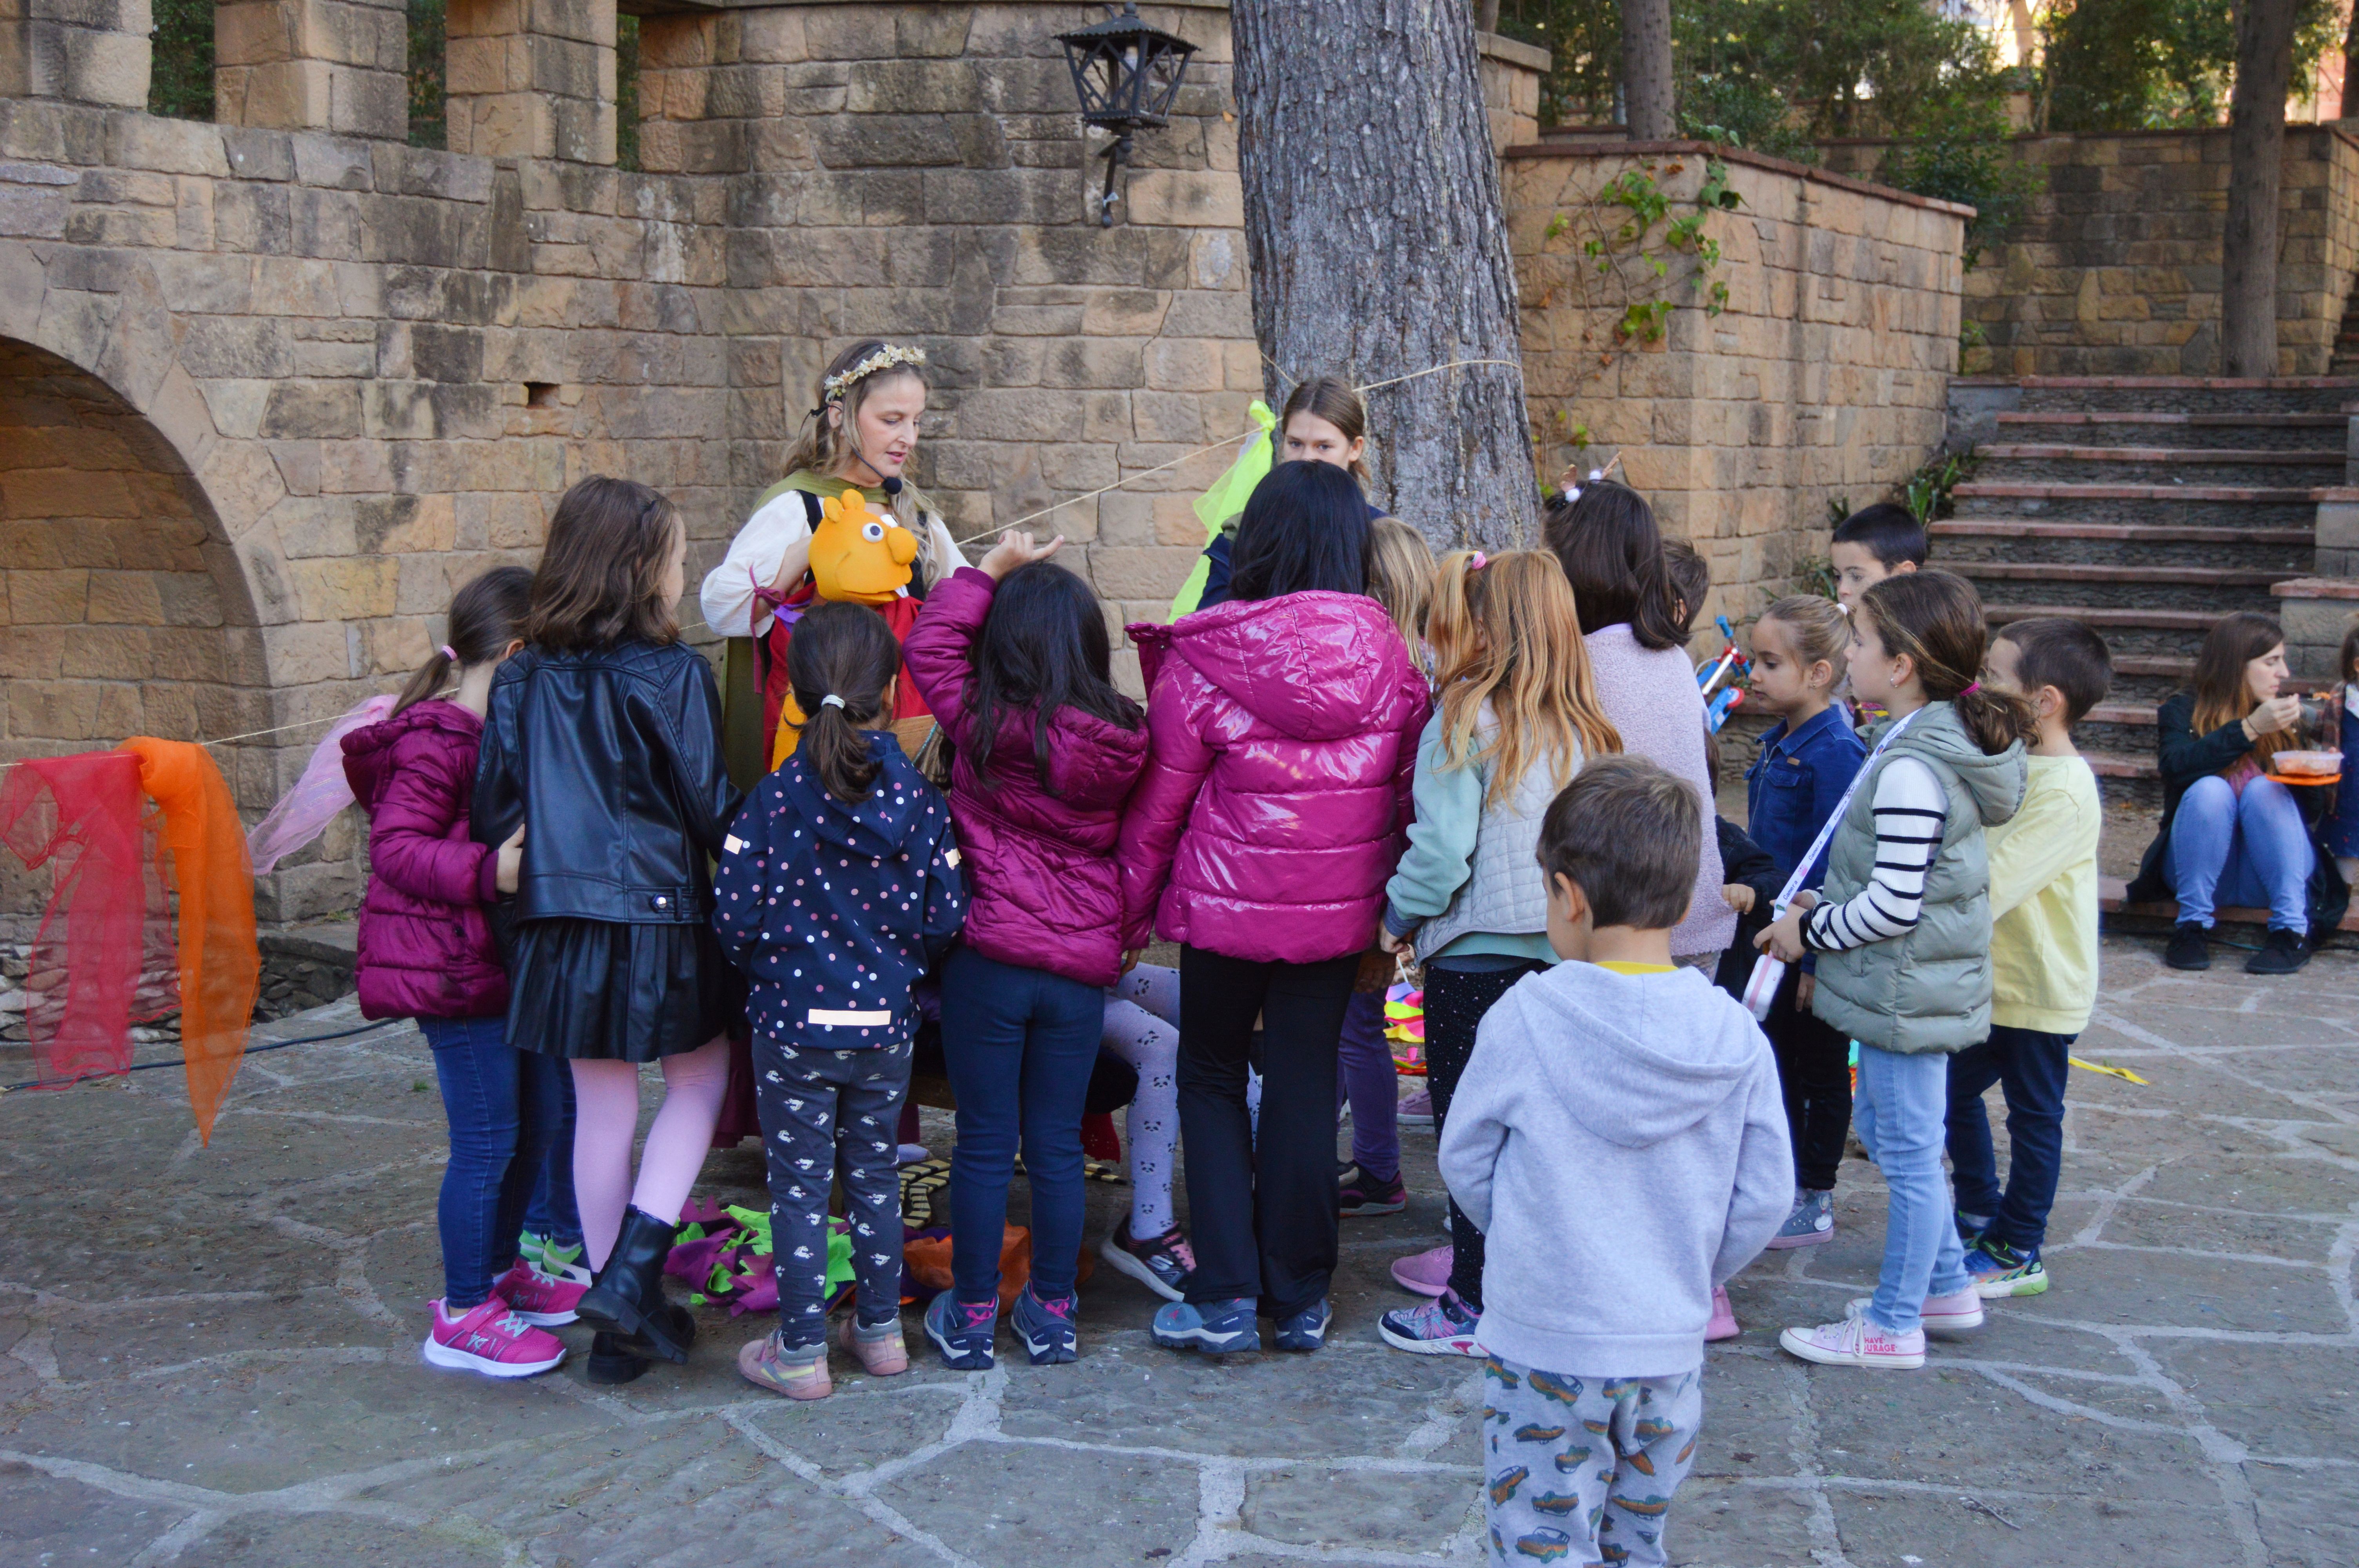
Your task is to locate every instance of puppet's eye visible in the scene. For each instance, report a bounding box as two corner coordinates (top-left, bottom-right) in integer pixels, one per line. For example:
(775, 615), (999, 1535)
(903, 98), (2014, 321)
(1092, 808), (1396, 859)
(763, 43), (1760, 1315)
(861, 522), (885, 542)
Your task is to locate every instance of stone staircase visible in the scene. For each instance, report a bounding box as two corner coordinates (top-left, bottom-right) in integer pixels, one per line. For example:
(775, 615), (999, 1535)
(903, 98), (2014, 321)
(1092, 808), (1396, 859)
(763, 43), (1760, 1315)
(1938, 377), (2357, 810)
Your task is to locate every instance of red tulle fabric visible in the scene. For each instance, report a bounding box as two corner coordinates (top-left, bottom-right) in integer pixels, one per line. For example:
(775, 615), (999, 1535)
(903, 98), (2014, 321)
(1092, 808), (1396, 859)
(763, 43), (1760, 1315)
(0, 752), (165, 1085)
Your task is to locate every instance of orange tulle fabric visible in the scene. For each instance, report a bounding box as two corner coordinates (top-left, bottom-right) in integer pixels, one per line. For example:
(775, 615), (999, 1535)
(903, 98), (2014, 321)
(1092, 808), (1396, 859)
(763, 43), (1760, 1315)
(120, 739), (260, 1145)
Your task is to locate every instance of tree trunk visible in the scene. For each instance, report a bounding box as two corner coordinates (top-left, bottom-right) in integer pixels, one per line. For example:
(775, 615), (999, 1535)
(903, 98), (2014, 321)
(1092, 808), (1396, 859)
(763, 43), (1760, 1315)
(1477, 0), (1501, 33)
(1231, 0), (1536, 548)
(2223, 0), (2299, 377)
(1620, 0), (1675, 140)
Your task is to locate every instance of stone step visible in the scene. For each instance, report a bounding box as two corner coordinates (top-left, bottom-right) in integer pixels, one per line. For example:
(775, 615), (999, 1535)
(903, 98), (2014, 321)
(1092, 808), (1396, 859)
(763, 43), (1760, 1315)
(1981, 601), (2224, 661)
(1972, 448), (2344, 487)
(1956, 559), (2297, 612)
(1994, 410), (2346, 452)
(1934, 519), (2315, 546)
(1961, 374), (2359, 415)
(1951, 481), (2325, 528)
(2103, 875), (2359, 933)
(1931, 519), (2312, 570)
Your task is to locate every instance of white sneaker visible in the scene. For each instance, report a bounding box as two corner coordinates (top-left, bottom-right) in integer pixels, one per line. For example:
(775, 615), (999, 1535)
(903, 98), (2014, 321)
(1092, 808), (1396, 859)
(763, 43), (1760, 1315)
(1779, 1312), (1926, 1369)
(1845, 1289), (1984, 1338)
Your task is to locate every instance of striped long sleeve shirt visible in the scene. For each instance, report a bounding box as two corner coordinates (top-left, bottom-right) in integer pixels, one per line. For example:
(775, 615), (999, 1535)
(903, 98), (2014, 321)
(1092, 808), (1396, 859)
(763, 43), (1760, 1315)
(1803, 757), (1946, 951)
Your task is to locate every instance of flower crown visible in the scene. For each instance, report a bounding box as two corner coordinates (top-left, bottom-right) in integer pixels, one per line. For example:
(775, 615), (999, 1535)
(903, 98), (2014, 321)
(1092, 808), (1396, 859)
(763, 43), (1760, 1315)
(822, 344), (927, 405)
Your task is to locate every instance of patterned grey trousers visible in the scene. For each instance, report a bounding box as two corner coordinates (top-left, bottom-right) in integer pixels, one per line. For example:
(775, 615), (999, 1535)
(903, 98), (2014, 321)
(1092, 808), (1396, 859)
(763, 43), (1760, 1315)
(754, 1035), (911, 1352)
(1481, 1356), (1704, 1566)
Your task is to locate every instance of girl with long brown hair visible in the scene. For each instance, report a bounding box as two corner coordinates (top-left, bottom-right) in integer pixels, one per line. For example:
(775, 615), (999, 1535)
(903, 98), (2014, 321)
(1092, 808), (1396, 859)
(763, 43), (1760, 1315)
(2126, 610), (2341, 974)
(475, 476), (743, 1387)
(1374, 548), (1621, 1356)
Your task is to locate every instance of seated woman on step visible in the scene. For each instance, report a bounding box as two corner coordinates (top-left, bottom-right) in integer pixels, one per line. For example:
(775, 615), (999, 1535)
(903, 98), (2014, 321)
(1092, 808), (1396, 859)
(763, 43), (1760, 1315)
(2127, 611), (2346, 976)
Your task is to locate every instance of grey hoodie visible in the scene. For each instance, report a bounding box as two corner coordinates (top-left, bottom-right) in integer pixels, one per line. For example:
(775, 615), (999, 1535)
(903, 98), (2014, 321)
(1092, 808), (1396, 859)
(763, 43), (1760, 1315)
(1438, 961), (1793, 1377)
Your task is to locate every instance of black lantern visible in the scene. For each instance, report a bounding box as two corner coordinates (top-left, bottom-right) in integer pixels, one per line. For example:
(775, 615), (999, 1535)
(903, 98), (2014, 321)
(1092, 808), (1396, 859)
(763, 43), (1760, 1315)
(1055, 3), (1199, 227)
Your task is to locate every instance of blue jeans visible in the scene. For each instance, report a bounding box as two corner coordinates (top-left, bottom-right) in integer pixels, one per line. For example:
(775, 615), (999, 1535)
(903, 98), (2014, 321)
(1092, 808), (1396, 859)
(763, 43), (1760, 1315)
(1945, 1026), (2072, 1256)
(940, 944), (1104, 1303)
(419, 1016), (578, 1309)
(1333, 991), (1399, 1183)
(2170, 774), (2314, 934)
(1853, 1044), (1970, 1335)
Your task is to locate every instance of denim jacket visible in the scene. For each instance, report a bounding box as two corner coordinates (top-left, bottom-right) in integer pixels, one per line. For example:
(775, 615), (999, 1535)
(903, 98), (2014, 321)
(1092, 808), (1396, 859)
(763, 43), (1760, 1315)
(1743, 705), (1867, 892)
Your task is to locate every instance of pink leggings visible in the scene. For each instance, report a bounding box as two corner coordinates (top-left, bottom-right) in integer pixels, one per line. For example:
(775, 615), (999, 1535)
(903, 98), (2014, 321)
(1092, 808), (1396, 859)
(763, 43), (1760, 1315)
(569, 1035), (731, 1270)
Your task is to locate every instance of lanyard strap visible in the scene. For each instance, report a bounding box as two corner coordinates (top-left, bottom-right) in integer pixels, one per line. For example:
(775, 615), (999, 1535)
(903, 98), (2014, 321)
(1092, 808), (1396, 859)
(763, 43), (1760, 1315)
(1770, 708), (1923, 916)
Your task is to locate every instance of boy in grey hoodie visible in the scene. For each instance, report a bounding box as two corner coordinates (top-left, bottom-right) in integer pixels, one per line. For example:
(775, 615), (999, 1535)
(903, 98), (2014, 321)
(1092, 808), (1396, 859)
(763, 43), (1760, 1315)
(1439, 757), (1792, 1568)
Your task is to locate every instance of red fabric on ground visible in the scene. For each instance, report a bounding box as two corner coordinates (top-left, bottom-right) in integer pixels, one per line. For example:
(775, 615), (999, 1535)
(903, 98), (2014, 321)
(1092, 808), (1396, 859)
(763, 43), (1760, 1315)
(0, 752), (151, 1085)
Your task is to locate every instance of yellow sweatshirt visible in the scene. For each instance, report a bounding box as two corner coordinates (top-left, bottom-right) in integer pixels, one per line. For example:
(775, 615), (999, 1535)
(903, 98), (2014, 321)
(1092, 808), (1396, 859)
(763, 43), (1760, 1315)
(1986, 753), (2101, 1034)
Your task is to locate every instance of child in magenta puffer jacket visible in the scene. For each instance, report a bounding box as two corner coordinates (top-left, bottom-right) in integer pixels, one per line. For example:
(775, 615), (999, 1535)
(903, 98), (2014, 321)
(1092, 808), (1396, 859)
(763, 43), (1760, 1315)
(903, 530), (1152, 1372)
(343, 566), (582, 1380)
(1118, 461), (1430, 1357)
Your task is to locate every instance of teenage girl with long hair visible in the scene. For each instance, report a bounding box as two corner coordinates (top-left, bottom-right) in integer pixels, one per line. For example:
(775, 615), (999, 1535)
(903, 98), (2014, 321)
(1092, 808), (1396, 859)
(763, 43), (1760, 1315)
(475, 476), (743, 1386)
(1374, 550), (1622, 1355)
(1756, 571), (2033, 1371)
(1196, 374), (1382, 610)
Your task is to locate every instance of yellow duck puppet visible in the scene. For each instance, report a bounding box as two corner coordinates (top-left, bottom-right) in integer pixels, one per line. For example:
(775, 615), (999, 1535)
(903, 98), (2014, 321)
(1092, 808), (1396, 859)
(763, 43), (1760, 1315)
(763, 488), (934, 770)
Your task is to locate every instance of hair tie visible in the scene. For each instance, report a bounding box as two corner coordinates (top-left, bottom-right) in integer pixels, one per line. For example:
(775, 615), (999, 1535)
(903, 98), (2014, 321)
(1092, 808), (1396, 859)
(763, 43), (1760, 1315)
(1468, 551), (1488, 571)
(1960, 681), (1982, 696)
(439, 644), (458, 664)
(820, 694), (846, 710)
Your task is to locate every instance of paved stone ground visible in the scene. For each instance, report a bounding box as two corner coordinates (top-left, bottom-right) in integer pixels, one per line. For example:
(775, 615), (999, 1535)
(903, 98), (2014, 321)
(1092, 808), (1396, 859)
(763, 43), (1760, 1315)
(1, 933), (2355, 1567)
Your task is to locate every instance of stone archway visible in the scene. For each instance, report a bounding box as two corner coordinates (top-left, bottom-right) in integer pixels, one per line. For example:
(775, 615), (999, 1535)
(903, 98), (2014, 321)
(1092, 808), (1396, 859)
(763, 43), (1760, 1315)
(0, 337), (265, 924)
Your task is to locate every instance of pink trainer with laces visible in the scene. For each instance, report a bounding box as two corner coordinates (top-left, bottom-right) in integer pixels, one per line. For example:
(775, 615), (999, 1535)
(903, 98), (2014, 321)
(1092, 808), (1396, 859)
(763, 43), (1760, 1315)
(1389, 1243), (1451, 1298)
(423, 1297), (567, 1378)
(494, 1259), (586, 1326)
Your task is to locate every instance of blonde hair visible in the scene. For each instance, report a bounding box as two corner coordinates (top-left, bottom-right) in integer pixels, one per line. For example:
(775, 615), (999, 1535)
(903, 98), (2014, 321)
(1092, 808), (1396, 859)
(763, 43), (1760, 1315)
(783, 338), (945, 576)
(1756, 594), (1849, 679)
(1428, 550), (1623, 807)
(1366, 518), (1437, 651)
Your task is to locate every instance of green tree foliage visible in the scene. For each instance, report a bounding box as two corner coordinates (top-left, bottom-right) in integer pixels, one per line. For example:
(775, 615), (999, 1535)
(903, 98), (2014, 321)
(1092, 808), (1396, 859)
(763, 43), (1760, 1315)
(147, 0), (214, 120)
(410, 0), (447, 149)
(2041, 0), (2340, 130)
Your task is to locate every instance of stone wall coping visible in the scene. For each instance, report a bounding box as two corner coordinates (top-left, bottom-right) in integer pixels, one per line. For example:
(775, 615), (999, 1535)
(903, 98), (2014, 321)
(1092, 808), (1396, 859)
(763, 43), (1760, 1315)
(2273, 576), (2359, 599)
(1954, 375), (2359, 390)
(1476, 31), (1551, 73)
(1504, 137), (1977, 219)
(1814, 122), (2359, 159)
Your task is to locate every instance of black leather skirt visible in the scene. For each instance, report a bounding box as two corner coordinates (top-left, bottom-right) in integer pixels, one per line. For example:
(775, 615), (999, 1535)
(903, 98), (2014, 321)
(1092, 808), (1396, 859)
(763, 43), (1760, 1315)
(506, 917), (738, 1062)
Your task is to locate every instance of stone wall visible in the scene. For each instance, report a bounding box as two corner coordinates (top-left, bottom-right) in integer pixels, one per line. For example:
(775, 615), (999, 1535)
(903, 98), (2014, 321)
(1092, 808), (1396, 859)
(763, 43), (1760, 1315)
(1823, 126), (2359, 379)
(0, 2), (1965, 932)
(1510, 142), (1969, 629)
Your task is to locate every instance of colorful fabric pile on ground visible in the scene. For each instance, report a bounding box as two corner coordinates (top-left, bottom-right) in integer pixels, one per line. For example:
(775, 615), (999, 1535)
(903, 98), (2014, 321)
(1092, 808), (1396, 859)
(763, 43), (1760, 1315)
(1385, 980), (1425, 1074)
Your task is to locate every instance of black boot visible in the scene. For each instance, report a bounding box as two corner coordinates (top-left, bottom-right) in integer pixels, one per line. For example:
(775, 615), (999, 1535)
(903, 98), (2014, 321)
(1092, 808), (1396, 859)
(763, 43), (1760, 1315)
(575, 1207), (694, 1365)
(586, 1330), (649, 1385)
(2164, 921), (2210, 971)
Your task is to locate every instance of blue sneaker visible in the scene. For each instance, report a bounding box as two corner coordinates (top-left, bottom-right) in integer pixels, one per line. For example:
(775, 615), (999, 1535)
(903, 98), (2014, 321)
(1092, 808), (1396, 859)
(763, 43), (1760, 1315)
(1377, 1289), (1479, 1356)
(1272, 1297), (1331, 1353)
(1151, 1296), (1259, 1354)
(923, 1291), (997, 1370)
(1963, 1237), (2049, 1299)
(1010, 1283), (1079, 1365)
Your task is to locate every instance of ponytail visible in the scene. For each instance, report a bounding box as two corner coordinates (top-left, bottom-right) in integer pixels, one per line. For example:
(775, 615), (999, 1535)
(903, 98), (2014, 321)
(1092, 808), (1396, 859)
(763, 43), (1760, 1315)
(393, 565), (534, 716)
(1856, 571), (2037, 756)
(785, 602), (901, 803)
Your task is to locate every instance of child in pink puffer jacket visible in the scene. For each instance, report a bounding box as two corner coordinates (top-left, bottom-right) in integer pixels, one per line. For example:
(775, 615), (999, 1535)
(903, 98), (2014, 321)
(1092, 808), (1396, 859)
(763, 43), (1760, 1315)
(343, 566), (580, 1380)
(1118, 461), (1430, 1357)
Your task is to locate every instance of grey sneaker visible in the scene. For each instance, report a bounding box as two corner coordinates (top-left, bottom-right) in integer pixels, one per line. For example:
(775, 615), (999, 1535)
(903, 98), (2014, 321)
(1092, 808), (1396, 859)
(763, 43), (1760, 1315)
(1765, 1187), (1834, 1249)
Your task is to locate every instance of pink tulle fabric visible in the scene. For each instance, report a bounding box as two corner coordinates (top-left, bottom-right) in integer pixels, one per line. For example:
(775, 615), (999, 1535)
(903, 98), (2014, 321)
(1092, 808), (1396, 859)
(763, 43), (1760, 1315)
(245, 695), (398, 875)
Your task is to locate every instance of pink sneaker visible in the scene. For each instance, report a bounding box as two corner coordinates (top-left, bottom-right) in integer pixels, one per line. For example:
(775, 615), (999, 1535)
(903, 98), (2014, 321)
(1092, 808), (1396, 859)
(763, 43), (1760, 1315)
(494, 1259), (586, 1327)
(834, 1314), (910, 1376)
(1779, 1312), (1926, 1370)
(738, 1330), (831, 1401)
(1389, 1243), (1452, 1298)
(1845, 1289), (1985, 1338)
(422, 1297), (566, 1378)
(1706, 1285), (1739, 1342)
(1397, 1087), (1434, 1128)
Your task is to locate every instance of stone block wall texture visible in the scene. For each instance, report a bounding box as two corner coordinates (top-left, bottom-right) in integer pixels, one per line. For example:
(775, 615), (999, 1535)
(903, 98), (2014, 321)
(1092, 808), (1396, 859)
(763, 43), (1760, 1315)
(1510, 143), (1969, 631)
(1, 0), (153, 108)
(0, 2), (1957, 927)
(1822, 126), (2359, 378)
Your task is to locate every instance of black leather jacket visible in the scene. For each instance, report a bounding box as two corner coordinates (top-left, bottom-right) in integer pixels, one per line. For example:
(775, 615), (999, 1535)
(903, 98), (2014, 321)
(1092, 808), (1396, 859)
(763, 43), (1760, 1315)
(473, 639), (743, 924)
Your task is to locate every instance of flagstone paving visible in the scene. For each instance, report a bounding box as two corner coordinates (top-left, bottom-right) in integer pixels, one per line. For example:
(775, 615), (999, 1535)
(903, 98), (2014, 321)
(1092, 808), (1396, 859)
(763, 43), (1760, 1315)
(1, 933), (2354, 1566)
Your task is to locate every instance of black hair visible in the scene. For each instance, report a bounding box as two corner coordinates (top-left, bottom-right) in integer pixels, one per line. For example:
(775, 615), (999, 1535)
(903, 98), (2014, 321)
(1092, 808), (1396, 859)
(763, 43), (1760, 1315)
(1536, 754), (1700, 931)
(1227, 461), (1371, 601)
(395, 565), (534, 715)
(1663, 537), (1710, 641)
(1994, 615), (2113, 728)
(966, 561), (1143, 792)
(786, 602), (901, 803)
(1832, 502), (1930, 570)
(1540, 479), (1686, 651)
